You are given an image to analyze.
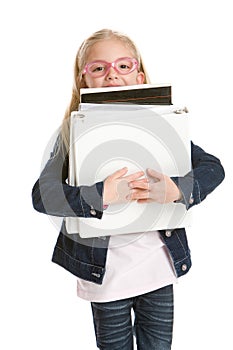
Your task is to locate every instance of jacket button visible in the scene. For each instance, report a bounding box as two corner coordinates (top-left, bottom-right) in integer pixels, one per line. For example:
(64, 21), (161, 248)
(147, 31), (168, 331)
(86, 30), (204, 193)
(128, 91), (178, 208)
(92, 272), (100, 278)
(189, 195), (194, 204)
(165, 230), (172, 237)
(90, 209), (97, 216)
(181, 264), (187, 271)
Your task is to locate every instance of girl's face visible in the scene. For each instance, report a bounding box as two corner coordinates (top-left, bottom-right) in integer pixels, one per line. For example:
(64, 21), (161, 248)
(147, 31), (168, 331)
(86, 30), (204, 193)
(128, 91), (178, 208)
(82, 39), (145, 88)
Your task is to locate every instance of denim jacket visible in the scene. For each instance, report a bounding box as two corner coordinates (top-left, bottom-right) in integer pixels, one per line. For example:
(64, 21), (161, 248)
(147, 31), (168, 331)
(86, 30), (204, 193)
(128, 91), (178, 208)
(32, 140), (225, 285)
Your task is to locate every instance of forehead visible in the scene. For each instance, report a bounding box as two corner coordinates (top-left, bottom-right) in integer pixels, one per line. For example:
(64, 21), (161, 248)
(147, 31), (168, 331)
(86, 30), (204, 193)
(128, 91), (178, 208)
(85, 38), (134, 63)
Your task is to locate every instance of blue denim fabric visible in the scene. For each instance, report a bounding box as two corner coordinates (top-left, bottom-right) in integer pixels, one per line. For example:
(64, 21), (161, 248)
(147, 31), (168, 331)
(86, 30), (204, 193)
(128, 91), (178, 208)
(32, 140), (225, 284)
(91, 285), (174, 350)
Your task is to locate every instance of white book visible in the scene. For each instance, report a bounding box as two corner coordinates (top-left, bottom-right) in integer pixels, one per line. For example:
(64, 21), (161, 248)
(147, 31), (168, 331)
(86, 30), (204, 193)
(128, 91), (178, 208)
(66, 103), (191, 238)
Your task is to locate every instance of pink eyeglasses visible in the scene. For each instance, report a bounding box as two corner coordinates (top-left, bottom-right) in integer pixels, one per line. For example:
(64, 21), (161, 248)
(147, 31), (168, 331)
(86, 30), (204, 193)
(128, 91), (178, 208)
(82, 57), (139, 77)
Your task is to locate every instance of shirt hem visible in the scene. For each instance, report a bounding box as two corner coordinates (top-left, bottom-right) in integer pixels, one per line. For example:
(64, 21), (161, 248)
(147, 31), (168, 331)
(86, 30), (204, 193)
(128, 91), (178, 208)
(76, 277), (178, 303)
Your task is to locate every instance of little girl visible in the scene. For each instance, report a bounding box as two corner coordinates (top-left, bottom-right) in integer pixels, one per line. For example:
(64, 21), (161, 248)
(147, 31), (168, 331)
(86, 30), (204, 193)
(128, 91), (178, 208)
(32, 29), (225, 350)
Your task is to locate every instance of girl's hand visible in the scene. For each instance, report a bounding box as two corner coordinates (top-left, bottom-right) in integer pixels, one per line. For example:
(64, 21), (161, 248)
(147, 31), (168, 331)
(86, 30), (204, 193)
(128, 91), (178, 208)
(129, 168), (182, 204)
(103, 167), (147, 205)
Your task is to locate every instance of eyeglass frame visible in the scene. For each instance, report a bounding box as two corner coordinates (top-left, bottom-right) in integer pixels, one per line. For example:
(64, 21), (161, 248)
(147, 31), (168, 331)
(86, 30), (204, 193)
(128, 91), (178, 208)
(82, 57), (139, 77)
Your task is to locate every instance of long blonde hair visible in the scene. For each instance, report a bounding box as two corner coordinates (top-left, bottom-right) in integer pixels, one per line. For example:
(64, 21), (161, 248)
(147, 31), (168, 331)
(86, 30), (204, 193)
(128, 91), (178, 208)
(61, 28), (151, 152)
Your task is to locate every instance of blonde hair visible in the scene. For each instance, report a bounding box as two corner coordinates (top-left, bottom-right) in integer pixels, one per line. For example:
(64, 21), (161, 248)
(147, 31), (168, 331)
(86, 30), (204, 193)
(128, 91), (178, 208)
(61, 28), (151, 152)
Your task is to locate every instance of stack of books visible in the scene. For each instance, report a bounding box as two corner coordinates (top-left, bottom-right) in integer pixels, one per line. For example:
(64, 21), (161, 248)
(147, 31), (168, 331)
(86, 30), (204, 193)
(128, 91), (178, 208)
(66, 84), (191, 238)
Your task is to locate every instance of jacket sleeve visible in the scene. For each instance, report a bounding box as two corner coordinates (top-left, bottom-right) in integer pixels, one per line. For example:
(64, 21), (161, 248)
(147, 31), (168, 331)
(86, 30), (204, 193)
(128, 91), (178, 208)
(32, 137), (104, 218)
(171, 142), (225, 210)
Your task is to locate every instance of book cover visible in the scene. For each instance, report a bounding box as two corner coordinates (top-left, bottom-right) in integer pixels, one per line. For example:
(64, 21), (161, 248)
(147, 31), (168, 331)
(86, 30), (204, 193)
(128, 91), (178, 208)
(80, 84), (172, 105)
(66, 104), (191, 237)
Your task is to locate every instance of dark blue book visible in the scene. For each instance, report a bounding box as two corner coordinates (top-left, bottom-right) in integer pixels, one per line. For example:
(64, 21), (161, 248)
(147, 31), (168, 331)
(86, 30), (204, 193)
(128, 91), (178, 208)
(80, 84), (172, 105)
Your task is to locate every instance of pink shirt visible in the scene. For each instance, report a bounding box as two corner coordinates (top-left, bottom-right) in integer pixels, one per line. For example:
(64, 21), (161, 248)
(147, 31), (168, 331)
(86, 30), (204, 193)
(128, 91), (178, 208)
(76, 231), (177, 302)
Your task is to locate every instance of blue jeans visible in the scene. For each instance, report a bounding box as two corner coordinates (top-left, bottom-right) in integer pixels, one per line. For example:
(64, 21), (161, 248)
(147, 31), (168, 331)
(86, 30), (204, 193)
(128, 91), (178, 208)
(91, 285), (174, 350)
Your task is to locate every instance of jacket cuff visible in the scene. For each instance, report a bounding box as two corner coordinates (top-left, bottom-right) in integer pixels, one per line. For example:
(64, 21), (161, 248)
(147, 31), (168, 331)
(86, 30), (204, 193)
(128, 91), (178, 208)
(171, 172), (200, 210)
(80, 181), (104, 219)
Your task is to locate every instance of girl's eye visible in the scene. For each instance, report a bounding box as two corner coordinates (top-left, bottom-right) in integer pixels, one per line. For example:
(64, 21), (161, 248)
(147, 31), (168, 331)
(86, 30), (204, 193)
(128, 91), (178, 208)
(119, 64), (129, 70)
(89, 63), (106, 73)
(93, 66), (105, 72)
(117, 59), (133, 71)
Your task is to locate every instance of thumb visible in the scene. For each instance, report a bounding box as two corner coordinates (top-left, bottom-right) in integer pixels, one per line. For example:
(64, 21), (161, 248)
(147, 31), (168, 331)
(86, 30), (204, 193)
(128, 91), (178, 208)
(146, 168), (163, 180)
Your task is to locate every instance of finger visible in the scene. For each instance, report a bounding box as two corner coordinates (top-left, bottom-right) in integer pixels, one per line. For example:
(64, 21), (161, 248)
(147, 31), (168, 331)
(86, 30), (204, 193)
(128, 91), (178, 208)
(146, 168), (164, 180)
(137, 198), (153, 204)
(129, 189), (149, 200)
(110, 167), (128, 179)
(130, 178), (149, 184)
(124, 170), (145, 182)
(129, 180), (150, 190)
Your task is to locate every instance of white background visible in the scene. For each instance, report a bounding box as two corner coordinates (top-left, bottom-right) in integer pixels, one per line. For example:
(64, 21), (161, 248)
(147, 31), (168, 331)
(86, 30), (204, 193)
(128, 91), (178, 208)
(0, 0), (232, 349)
